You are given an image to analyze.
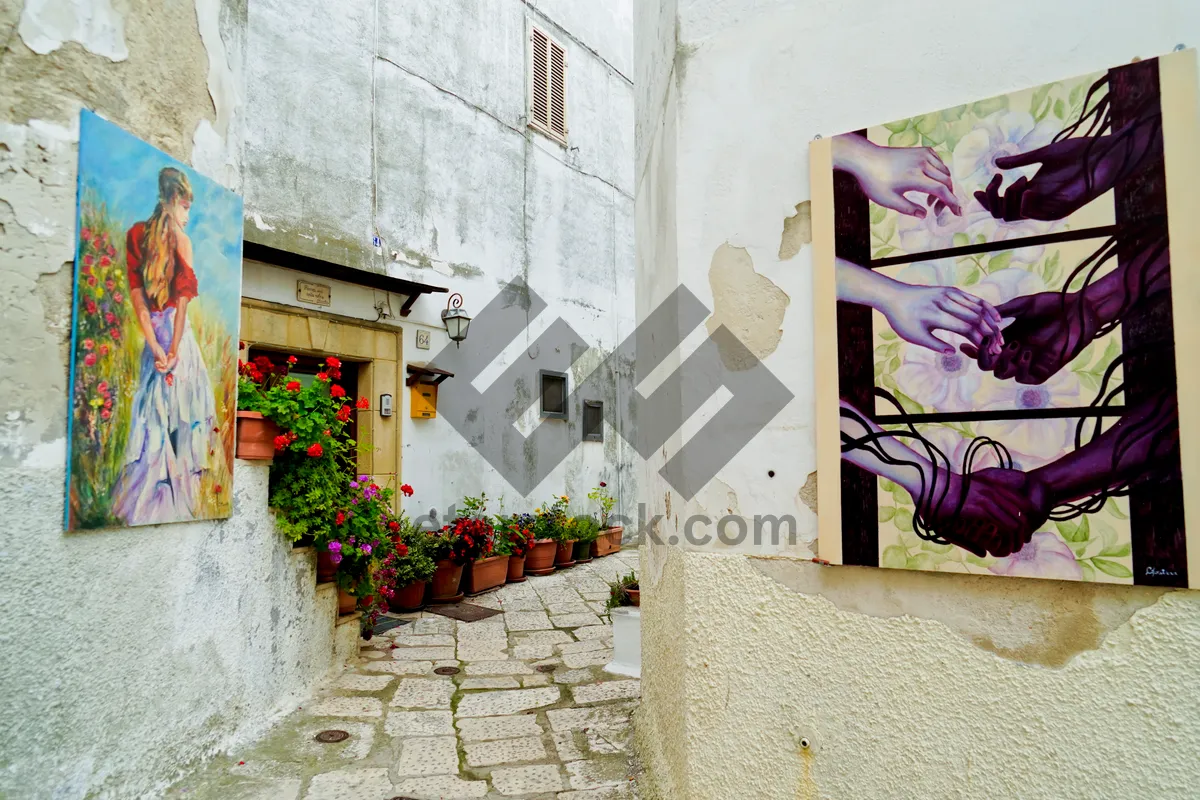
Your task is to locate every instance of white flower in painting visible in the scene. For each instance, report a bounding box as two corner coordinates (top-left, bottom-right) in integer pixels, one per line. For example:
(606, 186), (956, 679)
(952, 111), (1059, 196)
(895, 341), (981, 412)
(897, 201), (970, 255)
(895, 259), (957, 289)
(978, 369), (1080, 467)
(989, 531), (1083, 581)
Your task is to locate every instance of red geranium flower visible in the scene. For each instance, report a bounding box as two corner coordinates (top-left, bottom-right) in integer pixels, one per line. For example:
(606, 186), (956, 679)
(325, 356), (341, 369)
(356, 397), (369, 409)
(336, 511), (346, 525)
(285, 380), (301, 392)
(388, 520), (400, 532)
(273, 434), (290, 451)
(307, 442), (323, 457)
(287, 355), (298, 365)
(401, 484), (414, 497)
(330, 384), (346, 398)
(336, 405), (352, 422)
(323, 429), (331, 436)
(315, 372), (329, 382)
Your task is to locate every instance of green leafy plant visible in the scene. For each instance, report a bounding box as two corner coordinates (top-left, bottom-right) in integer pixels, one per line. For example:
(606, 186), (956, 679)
(493, 513), (537, 557)
(537, 495), (574, 542)
(571, 514), (601, 544)
(605, 570), (639, 611)
(587, 481), (616, 527)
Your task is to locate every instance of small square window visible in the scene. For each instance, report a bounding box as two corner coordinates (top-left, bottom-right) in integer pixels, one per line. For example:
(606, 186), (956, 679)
(540, 370), (568, 419)
(583, 400), (603, 442)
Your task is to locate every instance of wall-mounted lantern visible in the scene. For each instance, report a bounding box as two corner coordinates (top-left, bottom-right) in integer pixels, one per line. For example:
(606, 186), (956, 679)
(441, 293), (471, 347)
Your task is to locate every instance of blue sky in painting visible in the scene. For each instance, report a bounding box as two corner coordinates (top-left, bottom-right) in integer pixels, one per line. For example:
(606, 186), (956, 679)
(77, 110), (243, 330)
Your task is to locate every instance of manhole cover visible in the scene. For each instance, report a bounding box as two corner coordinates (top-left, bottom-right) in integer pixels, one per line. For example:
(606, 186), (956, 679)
(433, 666), (460, 675)
(314, 729), (350, 743)
(536, 664), (557, 673)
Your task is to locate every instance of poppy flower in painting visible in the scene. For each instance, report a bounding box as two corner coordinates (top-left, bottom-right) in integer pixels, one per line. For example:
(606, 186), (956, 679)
(99, 256), (111, 268)
(86, 275), (97, 287)
(85, 300), (97, 315)
(307, 442), (323, 457)
(100, 408), (111, 419)
(83, 254), (94, 267)
(84, 353), (97, 366)
(83, 338), (94, 351)
(81, 228), (92, 241)
(214, 485), (223, 494)
(112, 292), (123, 304)
(97, 381), (108, 394)
(109, 327), (120, 340)
(165, 373), (174, 387)
(104, 312), (116, 325)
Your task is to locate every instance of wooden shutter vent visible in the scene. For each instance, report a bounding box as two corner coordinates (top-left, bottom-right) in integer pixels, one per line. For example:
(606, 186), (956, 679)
(530, 27), (567, 142)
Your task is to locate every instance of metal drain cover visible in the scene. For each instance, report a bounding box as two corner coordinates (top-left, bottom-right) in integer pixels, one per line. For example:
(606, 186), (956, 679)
(433, 666), (461, 675)
(535, 664), (557, 673)
(314, 729), (350, 743)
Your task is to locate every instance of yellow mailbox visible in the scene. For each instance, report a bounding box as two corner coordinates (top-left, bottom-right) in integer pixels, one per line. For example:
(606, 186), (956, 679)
(405, 363), (454, 420)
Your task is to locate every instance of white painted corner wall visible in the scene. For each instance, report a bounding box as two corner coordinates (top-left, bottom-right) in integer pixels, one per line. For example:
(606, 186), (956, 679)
(634, 1), (1200, 798)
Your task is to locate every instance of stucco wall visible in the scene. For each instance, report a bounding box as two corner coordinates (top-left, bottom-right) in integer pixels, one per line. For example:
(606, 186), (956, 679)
(0, 4), (349, 797)
(635, 2), (1200, 798)
(240, 0), (639, 521)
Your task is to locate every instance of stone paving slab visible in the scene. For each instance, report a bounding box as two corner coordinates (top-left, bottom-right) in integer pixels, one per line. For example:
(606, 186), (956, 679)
(491, 763), (565, 795)
(456, 714), (544, 742)
(455, 687), (560, 717)
(168, 551), (642, 799)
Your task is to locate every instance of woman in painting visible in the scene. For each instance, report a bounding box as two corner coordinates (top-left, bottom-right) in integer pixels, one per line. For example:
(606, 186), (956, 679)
(113, 167), (216, 525)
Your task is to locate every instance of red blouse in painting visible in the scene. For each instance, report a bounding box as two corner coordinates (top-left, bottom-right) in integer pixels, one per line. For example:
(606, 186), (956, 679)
(125, 221), (198, 311)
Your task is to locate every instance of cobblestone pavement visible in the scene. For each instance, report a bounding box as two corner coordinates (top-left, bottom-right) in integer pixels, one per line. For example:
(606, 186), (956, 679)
(168, 550), (641, 799)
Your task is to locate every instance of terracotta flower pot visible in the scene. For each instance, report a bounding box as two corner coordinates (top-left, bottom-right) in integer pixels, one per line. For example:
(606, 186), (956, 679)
(316, 549), (337, 582)
(430, 559), (464, 602)
(555, 540), (577, 568)
(626, 588), (640, 606)
(574, 540), (593, 563)
(235, 411), (280, 460)
(465, 555), (510, 595)
(507, 555), (527, 582)
(524, 539), (557, 576)
(606, 526), (624, 553)
(392, 580), (426, 611)
(590, 541), (601, 559)
(337, 588), (356, 614)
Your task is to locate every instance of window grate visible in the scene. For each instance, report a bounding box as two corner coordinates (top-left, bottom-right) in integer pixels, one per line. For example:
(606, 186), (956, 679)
(540, 370), (568, 419)
(583, 400), (603, 441)
(530, 26), (568, 143)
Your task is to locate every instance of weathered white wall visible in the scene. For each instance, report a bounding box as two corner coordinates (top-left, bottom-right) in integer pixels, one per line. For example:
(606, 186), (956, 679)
(0, 3), (353, 797)
(0, 462), (346, 798)
(241, 0), (638, 522)
(635, 1), (1200, 797)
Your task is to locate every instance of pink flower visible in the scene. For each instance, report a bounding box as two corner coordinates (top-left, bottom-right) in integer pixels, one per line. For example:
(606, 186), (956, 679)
(97, 381), (109, 394)
(990, 531), (1083, 582)
(81, 227), (92, 241)
(84, 353), (97, 366)
(100, 409), (111, 419)
(112, 292), (123, 304)
(83, 339), (94, 351)
(99, 344), (110, 357)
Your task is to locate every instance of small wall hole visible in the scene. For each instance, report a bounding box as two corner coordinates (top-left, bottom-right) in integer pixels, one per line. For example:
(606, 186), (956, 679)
(768, 470), (776, 478)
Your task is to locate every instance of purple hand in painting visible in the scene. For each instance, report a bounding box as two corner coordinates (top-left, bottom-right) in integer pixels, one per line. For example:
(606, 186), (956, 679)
(963, 227), (1169, 384)
(832, 134), (962, 218)
(974, 108), (1162, 222)
(927, 467), (1052, 558)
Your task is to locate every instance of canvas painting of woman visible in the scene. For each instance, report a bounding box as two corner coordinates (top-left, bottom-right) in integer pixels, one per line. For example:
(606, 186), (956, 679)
(66, 111), (243, 530)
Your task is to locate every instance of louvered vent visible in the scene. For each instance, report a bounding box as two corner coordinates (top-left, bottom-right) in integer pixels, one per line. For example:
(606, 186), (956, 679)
(530, 27), (567, 142)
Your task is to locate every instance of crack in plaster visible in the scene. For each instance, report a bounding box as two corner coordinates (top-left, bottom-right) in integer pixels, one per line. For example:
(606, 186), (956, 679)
(750, 558), (1170, 667)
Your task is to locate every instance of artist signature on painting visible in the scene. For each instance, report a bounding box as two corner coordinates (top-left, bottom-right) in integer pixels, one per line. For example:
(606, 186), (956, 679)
(1145, 567), (1179, 577)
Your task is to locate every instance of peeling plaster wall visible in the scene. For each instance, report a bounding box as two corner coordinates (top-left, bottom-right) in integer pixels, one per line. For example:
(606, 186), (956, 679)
(241, 0), (638, 519)
(0, 3), (348, 798)
(634, 1), (1200, 798)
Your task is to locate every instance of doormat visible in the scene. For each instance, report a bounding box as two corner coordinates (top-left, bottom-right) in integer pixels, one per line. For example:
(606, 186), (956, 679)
(373, 615), (413, 634)
(425, 603), (502, 623)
